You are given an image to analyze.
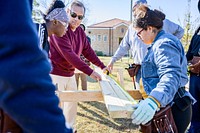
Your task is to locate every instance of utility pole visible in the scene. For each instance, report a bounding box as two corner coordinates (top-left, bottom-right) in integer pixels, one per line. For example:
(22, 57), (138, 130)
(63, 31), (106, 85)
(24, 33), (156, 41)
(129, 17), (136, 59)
(184, 0), (191, 46)
(130, 0), (133, 21)
(127, 0), (133, 61)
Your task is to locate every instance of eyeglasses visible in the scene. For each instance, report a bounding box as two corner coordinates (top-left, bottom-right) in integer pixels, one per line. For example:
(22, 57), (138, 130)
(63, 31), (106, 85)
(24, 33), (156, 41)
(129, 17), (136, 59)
(70, 10), (84, 20)
(58, 20), (68, 29)
(137, 28), (144, 37)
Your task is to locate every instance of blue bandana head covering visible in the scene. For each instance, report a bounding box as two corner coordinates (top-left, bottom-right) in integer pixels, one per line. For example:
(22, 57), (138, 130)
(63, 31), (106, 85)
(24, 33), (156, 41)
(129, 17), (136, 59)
(45, 8), (69, 24)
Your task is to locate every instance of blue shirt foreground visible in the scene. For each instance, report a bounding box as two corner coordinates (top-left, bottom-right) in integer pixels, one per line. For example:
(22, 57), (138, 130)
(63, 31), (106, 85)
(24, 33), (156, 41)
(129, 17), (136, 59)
(0, 0), (72, 132)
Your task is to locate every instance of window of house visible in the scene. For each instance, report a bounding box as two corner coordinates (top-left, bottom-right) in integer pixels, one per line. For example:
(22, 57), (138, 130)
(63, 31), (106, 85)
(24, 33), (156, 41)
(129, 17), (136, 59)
(91, 35), (96, 42)
(97, 35), (101, 41)
(103, 35), (107, 42)
(121, 28), (125, 33)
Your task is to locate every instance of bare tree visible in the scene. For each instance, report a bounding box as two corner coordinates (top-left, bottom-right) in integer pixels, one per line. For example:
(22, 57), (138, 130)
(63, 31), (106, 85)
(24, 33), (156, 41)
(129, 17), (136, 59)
(63, 0), (73, 6)
(32, 0), (57, 23)
(32, 0), (42, 23)
(181, 0), (193, 51)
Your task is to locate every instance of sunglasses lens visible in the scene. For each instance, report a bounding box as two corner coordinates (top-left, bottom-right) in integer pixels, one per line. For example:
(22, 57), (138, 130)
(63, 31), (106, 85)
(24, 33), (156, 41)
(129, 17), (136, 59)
(70, 11), (84, 20)
(71, 12), (77, 18)
(78, 16), (84, 20)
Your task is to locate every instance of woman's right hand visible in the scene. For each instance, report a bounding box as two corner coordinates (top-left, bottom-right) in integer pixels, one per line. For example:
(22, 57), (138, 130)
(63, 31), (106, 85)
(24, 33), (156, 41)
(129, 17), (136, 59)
(107, 61), (114, 71)
(90, 71), (102, 81)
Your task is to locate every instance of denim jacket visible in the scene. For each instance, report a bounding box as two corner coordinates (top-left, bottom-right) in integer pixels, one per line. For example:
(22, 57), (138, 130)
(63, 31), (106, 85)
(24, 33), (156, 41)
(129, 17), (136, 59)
(142, 30), (191, 107)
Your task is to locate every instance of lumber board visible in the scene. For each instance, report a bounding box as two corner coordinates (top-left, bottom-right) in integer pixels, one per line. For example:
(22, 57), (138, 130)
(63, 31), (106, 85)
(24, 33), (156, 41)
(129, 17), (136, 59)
(57, 90), (142, 102)
(112, 68), (124, 87)
(57, 90), (104, 102)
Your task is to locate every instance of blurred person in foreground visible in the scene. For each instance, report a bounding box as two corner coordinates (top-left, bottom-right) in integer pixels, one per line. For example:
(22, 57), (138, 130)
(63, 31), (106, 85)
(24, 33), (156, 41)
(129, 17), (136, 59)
(0, 0), (72, 132)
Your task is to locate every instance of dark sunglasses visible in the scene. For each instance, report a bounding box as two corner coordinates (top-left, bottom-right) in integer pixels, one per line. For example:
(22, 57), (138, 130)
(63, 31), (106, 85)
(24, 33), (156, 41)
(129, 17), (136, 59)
(70, 11), (84, 20)
(137, 28), (144, 37)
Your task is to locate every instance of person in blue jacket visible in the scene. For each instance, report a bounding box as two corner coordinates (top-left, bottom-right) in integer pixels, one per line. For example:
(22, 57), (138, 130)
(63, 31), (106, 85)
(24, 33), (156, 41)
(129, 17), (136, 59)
(0, 0), (72, 132)
(130, 4), (195, 133)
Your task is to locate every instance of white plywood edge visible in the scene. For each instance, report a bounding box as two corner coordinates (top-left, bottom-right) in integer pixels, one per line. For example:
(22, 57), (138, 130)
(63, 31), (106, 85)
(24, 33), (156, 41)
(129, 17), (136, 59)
(106, 76), (137, 110)
(95, 67), (137, 118)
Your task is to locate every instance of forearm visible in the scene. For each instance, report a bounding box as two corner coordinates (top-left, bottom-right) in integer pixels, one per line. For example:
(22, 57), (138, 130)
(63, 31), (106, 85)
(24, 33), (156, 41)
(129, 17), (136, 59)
(112, 45), (129, 63)
(68, 53), (94, 75)
(152, 42), (184, 106)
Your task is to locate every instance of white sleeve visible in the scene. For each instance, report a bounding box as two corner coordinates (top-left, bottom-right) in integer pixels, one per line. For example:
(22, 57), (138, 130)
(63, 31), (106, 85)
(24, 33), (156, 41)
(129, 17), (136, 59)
(163, 19), (184, 39)
(111, 25), (133, 63)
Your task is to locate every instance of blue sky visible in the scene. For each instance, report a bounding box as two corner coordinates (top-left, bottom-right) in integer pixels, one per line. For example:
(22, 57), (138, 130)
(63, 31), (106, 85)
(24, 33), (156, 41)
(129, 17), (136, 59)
(81, 0), (199, 28)
(36, 0), (199, 29)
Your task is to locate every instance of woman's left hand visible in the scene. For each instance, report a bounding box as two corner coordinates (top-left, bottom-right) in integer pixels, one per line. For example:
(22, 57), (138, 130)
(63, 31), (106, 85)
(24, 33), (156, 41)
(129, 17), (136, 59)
(102, 67), (111, 75)
(131, 98), (159, 125)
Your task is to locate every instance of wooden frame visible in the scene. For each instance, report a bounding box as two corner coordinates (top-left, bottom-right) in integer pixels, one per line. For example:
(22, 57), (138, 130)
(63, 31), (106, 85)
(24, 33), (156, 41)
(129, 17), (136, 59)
(57, 90), (142, 102)
(57, 68), (142, 118)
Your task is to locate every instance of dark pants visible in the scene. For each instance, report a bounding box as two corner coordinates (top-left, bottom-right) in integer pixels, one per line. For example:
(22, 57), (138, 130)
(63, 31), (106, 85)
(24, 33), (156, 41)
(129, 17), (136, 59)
(75, 73), (87, 90)
(188, 74), (200, 132)
(172, 103), (192, 133)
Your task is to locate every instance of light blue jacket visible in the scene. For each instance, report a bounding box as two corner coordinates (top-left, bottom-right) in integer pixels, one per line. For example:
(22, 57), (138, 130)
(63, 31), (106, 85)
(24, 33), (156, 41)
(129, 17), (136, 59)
(142, 30), (190, 107)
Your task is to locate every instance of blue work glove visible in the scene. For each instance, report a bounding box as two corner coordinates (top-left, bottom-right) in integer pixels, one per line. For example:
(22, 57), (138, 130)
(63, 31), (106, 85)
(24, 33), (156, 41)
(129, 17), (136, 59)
(131, 98), (159, 125)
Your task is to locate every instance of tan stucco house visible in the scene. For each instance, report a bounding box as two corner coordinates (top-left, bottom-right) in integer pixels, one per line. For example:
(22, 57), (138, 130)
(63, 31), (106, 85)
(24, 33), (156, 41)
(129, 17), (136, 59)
(86, 18), (131, 56)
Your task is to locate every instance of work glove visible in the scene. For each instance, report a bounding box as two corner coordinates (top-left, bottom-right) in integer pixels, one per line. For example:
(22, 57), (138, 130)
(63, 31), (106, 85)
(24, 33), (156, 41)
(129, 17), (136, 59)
(131, 98), (159, 125)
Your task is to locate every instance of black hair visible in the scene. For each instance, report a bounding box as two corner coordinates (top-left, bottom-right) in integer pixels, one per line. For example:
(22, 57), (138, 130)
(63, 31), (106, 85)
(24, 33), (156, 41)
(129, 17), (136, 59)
(43, 0), (65, 22)
(47, 0), (65, 15)
(133, 4), (165, 30)
(198, 0), (200, 13)
(70, 1), (85, 15)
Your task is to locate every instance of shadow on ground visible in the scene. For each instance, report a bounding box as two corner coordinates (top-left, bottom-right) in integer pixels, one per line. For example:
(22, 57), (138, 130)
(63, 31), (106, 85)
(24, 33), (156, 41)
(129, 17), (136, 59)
(76, 101), (140, 133)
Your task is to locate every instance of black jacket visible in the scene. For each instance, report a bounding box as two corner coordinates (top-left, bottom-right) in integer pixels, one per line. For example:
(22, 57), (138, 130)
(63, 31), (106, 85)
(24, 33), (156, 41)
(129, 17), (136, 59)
(186, 26), (200, 61)
(36, 23), (50, 55)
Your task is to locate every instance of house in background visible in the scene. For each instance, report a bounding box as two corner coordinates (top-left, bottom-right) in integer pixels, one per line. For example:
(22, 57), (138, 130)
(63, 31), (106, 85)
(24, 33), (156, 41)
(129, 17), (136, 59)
(86, 18), (131, 56)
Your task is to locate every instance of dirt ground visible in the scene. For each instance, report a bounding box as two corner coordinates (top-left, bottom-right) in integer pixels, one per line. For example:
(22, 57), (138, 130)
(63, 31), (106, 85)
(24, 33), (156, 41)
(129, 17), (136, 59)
(75, 101), (140, 133)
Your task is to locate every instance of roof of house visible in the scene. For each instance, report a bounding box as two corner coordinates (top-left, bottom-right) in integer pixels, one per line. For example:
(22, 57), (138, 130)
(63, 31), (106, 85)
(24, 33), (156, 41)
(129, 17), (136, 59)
(87, 18), (131, 28)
